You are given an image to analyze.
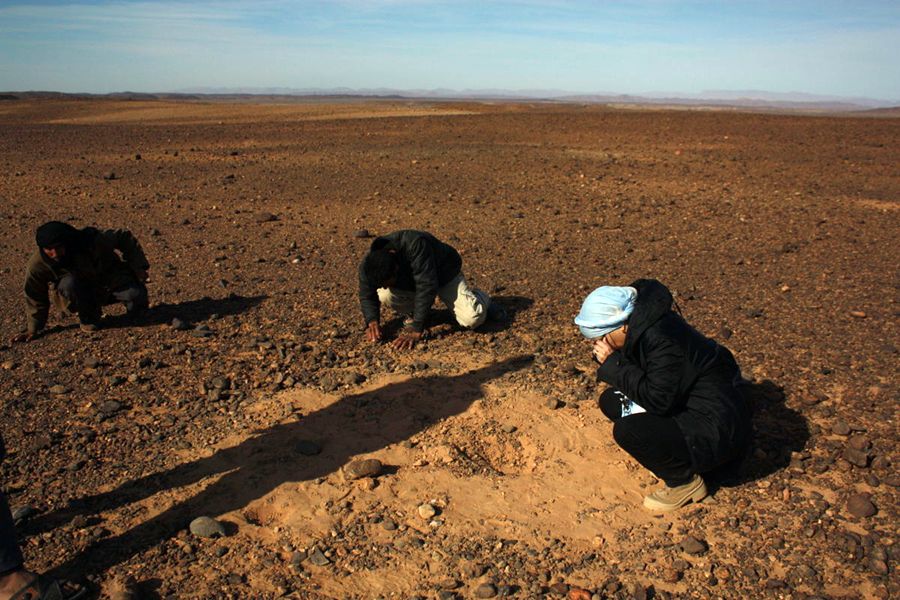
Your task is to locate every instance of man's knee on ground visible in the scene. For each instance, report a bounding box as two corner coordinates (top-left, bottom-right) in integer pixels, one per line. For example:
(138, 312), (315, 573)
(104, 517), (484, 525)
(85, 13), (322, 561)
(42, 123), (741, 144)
(455, 306), (488, 329)
(376, 288), (394, 307)
(115, 285), (143, 303)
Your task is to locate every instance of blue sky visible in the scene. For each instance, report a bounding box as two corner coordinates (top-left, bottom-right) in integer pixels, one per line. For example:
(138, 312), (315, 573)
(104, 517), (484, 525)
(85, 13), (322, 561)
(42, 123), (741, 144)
(0, 0), (897, 99)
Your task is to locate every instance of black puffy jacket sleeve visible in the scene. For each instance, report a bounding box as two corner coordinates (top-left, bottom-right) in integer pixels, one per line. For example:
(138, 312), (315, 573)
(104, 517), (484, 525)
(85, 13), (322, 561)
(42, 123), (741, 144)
(358, 261), (381, 325)
(596, 332), (686, 415)
(406, 236), (439, 332)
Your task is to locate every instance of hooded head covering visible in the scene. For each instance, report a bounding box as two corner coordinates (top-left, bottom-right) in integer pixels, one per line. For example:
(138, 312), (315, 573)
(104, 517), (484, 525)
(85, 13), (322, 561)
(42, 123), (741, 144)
(35, 221), (79, 249)
(575, 286), (637, 339)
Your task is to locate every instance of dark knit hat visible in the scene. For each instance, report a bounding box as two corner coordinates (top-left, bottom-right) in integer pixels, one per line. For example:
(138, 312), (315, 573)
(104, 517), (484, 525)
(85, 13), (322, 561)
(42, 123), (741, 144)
(35, 221), (78, 248)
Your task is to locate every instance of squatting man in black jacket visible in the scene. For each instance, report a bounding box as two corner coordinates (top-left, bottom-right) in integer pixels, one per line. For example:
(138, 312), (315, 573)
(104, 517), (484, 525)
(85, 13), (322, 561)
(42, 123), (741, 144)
(11, 221), (150, 343)
(359, 230), (503, 350)
(575, 280), (752, 512)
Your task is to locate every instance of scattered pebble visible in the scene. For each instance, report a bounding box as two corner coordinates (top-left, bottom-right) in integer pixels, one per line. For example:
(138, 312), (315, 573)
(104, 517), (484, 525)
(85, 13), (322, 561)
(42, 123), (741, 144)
(679, 536), (709, 555)
(189, 516), (226, 538)
(294, 440), (322, 456)
(344, 458), (383, 480)
(847, 493), (877, 518)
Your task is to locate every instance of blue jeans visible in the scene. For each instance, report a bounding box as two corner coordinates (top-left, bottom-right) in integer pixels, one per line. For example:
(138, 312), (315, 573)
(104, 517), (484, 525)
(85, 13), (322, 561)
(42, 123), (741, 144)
(0, 435), (25, 574)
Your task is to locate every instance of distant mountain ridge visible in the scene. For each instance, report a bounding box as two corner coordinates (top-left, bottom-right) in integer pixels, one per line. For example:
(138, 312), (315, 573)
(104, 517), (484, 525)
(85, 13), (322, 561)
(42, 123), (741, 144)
(175, 86), (896, 109)
(2, 87), (897, 112)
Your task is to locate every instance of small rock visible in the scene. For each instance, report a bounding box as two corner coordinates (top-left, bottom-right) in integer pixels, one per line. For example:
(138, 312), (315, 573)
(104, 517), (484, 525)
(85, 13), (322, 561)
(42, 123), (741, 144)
(307, 547), (331, 567)
(679, 536), (708, 555)
(501, 424), (518, 434)
(344, 458), (382, 480)
(568, 588), (592, 600)
(49, 384), (69, 395)
(848, 435), (870, 451)
(357, 477), (377, 491)
(99, 400), (122, 415)
(849, 310), (866, 318)
(662, 568), (681, 583)
(417, 503), (437, 519)
(869, 559), (889, 576)
(353, 229), (371, 238)
(842, 447), (869, 468)
(439, 578), (461, 590)
(546, 398), (562, 410)
(381, 519), (397, 531)
(295, 440), (322, 456)
(799, 391), (826, 405)
(474, 583), (498, 598)
(171, 318), (189, 331)
(832, 420), (851, 436)
(847, 493), (877, 518)
(290, 550), (306, 568)
(254, 212), (278, 223)
(189, 516), (225, 538)
(340, 371), (364, 386)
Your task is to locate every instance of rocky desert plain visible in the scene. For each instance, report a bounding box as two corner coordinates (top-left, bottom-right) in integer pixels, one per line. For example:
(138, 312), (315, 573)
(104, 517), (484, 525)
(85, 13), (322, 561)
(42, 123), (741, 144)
(0, 98), (897, 599)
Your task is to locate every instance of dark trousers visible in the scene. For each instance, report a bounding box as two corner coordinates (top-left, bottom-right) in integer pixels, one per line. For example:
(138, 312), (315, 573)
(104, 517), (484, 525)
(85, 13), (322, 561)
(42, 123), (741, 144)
(599, 388), (695, 487)
(57, 273), (148, 324)
(0, 435), (25, 574)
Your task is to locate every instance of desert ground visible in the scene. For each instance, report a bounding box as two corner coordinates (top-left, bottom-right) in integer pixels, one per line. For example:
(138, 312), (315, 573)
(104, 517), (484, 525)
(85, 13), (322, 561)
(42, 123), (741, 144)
(0, 99), (897, 599)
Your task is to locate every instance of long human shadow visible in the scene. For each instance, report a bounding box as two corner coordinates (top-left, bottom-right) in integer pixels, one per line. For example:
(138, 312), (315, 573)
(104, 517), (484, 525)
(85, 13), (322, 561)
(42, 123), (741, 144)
(103, 294), (267, 329)
(44, 355), (532, 579)
(706, 379), (810, 489)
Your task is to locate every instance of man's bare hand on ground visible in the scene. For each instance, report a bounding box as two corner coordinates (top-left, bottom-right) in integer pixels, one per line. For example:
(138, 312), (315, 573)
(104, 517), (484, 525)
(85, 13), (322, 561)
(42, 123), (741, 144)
(365, 321), (382, 343)
(391, 330), (421, 351)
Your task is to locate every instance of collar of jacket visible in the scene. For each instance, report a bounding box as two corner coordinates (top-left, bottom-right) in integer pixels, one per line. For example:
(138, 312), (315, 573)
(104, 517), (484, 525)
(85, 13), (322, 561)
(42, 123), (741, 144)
(623, 278), (674, 356)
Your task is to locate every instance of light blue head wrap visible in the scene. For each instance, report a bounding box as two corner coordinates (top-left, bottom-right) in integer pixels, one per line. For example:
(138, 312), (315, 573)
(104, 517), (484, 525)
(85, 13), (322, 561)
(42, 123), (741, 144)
(575, 286), (637, 339)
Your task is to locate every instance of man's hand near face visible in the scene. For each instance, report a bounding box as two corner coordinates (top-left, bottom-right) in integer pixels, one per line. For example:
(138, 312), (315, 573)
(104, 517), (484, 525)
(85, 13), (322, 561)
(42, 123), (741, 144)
(592, 338), (614, 364)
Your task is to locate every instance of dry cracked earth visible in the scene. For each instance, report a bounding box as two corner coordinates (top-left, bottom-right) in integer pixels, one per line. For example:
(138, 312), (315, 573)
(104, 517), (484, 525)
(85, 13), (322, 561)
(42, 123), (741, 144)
(0, 99), (897, 599)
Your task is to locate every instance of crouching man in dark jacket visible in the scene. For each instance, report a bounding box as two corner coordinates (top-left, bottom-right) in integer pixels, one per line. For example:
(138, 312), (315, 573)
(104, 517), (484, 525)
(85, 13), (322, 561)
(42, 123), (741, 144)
(359, 230), (498, 350)
(575, 279), (752, 512)
(11, 221), (150, 342)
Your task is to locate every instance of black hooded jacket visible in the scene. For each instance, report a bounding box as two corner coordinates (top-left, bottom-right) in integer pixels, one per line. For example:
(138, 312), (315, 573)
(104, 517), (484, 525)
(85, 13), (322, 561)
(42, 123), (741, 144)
(596, 279), (752, 472)
(358, 230), (462, 332)
(25, 225), (149, 334)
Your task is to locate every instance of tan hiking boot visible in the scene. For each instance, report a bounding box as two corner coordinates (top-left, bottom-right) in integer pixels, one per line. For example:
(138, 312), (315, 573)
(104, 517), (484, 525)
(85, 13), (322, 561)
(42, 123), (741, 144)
(643, 474), (707, 512)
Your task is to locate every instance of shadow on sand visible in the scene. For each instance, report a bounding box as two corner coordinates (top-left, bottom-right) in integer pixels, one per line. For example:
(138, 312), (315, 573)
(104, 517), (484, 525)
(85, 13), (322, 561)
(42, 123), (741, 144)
(38, 355), (532, 582)
(103, 294), (267, 329)
(707, 379), (810, 489)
